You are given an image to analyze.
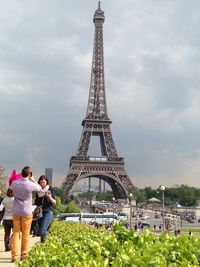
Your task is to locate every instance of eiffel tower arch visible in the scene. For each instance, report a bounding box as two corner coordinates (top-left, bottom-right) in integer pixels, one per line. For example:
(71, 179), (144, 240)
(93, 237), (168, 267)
(63, 2), (137, 199)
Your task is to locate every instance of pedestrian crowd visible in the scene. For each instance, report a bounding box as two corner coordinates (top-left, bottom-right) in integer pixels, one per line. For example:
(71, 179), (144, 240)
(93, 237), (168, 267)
(0, 166), (56, 263)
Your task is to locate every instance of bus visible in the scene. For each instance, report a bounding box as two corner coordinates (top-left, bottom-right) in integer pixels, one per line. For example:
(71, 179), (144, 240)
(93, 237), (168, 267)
(58, 213), (81, 222)
(58, 213), (119, 225)
(81, 213), (119, 225)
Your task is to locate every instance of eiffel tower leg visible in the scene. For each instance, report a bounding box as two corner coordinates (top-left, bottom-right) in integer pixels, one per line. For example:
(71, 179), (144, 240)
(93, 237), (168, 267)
(62, 172), (79, 197)
(106, 173), (135, 199)
(102, 128), (118, 158)
(119, 174), (137, 194)
(109, 181), (127, 199)
(76, 129), (92, 157)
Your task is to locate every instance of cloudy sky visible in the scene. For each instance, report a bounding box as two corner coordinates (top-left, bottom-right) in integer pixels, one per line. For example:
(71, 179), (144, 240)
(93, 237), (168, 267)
(0, 0), (200, 189)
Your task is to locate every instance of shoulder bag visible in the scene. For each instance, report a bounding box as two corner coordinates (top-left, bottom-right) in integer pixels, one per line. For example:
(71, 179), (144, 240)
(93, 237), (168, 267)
(33, 197), (44, 220)
(0, 207), (5, 221)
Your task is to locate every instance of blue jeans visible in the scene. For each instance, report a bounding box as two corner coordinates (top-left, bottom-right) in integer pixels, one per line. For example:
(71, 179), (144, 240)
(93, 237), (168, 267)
(40, 210), (53, 242)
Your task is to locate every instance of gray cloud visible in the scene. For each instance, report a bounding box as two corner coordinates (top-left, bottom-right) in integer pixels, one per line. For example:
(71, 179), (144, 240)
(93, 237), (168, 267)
(0, 0), (200, 188)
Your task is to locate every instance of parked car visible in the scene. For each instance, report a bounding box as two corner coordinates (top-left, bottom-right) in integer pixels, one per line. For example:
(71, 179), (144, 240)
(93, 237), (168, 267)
(139, 221), (150, 228)
(141, 214), (150, 220)
(187, 218), (194, 223)
(118, 212), (128, 221)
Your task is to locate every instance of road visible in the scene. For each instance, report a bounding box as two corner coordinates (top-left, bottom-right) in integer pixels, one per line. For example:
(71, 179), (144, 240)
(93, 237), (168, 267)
(131, 209), (200, 229)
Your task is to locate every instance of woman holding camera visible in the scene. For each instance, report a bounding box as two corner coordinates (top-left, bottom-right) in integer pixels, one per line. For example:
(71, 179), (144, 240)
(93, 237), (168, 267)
(35, 175), (56, 242)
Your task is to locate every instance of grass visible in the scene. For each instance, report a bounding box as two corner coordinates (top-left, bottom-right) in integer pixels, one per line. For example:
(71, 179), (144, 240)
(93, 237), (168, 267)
(152, 227), (200, 238)
(180, 228), (200, 238)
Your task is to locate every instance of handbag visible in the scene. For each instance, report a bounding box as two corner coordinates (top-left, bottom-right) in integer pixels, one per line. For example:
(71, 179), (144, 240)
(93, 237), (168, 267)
(33, 196), (45, 220)
(33, 206), (43, 220)
(0, 207), (5, 221)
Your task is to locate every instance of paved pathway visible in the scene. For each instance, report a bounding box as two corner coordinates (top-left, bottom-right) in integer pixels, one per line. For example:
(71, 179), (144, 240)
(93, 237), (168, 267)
(0, 227), (40, 266)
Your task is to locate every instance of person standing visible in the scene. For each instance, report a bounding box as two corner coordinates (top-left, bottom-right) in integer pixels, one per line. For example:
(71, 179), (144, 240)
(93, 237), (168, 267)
(35, 175), (56, 242)
(0, 188), (14, 251)
(11, 166), (41, 262)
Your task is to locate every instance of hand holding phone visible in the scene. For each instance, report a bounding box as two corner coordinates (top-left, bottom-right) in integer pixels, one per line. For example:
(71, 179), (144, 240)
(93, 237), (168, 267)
(46, 190), (52, 198)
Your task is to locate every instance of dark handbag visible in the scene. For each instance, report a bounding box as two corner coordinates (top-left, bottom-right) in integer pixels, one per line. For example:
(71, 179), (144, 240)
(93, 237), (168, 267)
(33, 206), (43, 220)
(33, 196), (45, 220)
(0, 207), (5, 221)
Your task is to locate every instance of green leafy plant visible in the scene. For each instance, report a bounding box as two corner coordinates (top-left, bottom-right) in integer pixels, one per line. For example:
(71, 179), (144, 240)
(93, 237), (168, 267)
(18, 222), (200, 267)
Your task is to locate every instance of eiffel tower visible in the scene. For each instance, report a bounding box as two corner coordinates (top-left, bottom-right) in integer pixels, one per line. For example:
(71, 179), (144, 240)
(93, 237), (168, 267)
(63, 2), (136, 199)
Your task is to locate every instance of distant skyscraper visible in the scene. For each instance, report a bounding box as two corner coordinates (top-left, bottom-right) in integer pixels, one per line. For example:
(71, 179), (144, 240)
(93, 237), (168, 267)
(45, 168), (53, 186)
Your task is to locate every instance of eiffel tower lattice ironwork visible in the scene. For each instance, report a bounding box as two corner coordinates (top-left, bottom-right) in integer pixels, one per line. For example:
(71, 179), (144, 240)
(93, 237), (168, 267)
(63, 2), (136, 199)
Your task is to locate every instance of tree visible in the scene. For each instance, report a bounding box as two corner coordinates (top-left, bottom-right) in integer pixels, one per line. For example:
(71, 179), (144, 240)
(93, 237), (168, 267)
(135, 186), (198, 207)
(77, 191), (114, 201)
(64, 202), (81, 213)
(136, 189), (147, 203)
(54, 187), (65, 203)
(179, 185), (196, 206)
(54, 197), (81, 214)
(95, 191), (114, 201)
(55, 196), (65, 213)
(0, 166), (8, 195)
(143, 187), (157, 200)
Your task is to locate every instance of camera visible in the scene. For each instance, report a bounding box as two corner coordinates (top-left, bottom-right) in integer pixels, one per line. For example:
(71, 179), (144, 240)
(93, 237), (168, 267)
(46, 190), (51, 196)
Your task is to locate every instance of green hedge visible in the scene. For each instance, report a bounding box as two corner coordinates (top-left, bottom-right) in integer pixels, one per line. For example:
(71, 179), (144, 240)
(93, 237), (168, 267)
(18, 221), (200, 267)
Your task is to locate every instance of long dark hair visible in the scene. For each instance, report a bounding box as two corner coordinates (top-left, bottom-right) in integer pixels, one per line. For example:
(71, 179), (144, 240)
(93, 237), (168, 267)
(7, 188), (14, 197)
(38, 175), (49, 185)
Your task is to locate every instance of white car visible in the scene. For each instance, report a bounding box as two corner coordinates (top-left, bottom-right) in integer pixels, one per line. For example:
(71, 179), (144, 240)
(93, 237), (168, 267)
(141, 214), (150, 220)
(118, 212), (128, 221)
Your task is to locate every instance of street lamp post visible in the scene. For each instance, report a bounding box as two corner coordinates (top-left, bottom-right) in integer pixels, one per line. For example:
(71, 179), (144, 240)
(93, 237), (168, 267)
(112, 197), (115, 223)
(160, 185), (165, 231)
(180, 212), (183, 228)
(135, 200), (138, 227)
(129, 193), (133, 229)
